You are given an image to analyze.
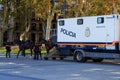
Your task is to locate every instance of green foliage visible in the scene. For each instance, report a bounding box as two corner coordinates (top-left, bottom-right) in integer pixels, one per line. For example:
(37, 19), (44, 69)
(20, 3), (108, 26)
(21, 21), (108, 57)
(0, 0), (2, 2)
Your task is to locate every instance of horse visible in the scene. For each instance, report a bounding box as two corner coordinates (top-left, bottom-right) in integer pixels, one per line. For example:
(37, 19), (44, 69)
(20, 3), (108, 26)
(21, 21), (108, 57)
(44, 39), (56, 54)
(16, 40), (35, 58)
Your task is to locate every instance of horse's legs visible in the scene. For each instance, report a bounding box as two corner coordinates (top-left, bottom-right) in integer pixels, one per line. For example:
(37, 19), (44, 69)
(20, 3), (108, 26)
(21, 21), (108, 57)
(17, 50), (21, 58)
(22, 49), (25, 57)
(45, 46), (49, 54)
(46, 49), (49, 54)
(30, 49), (33, 56)
(39, 52), (42, 60)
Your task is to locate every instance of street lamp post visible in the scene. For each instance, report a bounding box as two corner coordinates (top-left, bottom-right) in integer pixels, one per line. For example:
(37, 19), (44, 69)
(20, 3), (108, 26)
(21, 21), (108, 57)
(54, 0), (76, 18)
(61, 0), (76, 18)
(63, 0), (67, 18)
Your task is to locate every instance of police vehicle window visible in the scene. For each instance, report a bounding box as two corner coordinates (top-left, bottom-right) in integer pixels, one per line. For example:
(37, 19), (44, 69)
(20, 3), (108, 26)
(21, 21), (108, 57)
(77, 19), (83, 25)
(97, 17), (104, 24)
(59, 20), (64, 26)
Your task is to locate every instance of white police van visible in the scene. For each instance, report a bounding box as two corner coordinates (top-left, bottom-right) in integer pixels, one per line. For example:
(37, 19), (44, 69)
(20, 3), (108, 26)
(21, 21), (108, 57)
(55, 14), (120, 62)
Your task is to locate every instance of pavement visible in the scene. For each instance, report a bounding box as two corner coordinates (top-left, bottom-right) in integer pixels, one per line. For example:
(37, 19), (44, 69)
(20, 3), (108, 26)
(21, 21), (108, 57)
(0, 53), (120, 80)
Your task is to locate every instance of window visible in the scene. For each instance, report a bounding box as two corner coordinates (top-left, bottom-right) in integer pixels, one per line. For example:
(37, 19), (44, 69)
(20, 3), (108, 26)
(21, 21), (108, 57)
(59, 20), (64, 26)
(97, 17), (104, 24)
(77, 19), (83, 25)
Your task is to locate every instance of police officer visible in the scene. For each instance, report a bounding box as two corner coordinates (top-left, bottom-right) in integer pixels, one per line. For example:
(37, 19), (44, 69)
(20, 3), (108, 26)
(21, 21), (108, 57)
(33, 44), (42, 60)
(5, 44), (11, 58)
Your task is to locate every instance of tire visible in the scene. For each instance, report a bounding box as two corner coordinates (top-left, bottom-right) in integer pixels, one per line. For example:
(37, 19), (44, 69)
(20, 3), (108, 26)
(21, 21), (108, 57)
(52, 57), (56, 60)
(92, 58), (103, 62)
(74, 51), (86, 62)
(60, 57), (64, 60)
(44, 57), (48, 60)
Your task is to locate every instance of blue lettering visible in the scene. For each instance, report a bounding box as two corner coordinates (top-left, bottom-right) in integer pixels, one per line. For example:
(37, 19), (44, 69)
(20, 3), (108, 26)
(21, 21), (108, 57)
(60, 28), (76, 38)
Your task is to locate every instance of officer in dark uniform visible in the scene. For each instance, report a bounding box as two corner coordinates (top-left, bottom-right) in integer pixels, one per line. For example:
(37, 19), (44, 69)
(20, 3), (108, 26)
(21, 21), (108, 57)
(33, 44), (42, 60)
(5, 44), (11, 58)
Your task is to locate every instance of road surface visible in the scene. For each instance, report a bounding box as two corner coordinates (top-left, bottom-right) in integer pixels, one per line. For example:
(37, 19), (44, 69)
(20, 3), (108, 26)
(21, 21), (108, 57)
(0, 54), (120, 80)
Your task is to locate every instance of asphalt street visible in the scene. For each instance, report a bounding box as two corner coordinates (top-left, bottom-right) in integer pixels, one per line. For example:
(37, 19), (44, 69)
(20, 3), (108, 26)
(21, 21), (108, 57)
(0, 53), (120, 80)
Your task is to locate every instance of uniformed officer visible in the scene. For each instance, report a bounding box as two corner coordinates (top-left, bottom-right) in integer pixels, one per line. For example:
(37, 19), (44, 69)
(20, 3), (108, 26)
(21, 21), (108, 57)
(5, 44), (11, 58)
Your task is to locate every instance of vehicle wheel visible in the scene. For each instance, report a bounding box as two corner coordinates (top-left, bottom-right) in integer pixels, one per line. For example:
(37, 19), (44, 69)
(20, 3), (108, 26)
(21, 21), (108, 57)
(52, 57), (56, 60)
(92, 58), (103, 62)
(75, 51), (86, 62)
(44, 57), (48, 60)
(60, 57), (64, 60)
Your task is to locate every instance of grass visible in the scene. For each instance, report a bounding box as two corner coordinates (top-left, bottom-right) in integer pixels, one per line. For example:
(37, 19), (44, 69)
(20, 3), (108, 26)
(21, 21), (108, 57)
(0, 45), (47, 54)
